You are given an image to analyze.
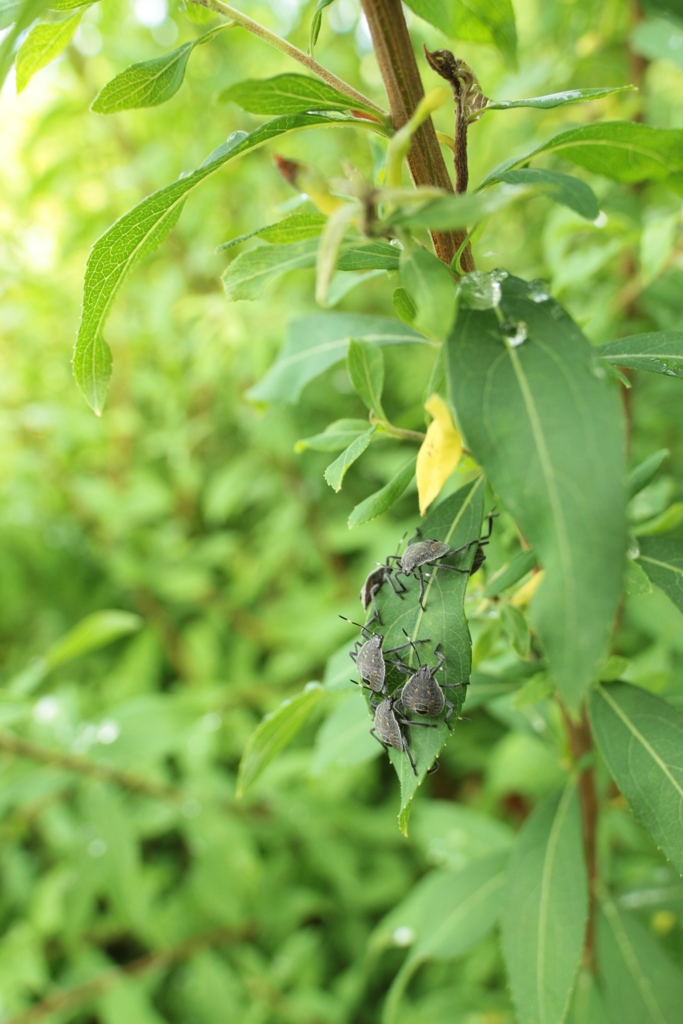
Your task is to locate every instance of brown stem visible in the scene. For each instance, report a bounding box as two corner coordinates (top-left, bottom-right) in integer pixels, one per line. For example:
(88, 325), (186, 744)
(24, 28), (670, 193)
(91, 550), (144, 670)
(360, 0), (474, 272)
(3, 926), (253, 1024)
(561, 704), (598, 969)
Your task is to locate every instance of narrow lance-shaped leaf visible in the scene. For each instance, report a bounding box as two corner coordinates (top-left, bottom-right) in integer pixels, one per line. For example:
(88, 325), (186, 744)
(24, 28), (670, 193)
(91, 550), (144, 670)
(236, 684), (325, 797)
(598, 896), (683, 1024)
(501, 782), (588, 1024)
(216, 211), (326, 251)
(599, 331), (683, 379)
(73, 111), (380, 413)
(324, 426), (376, 492)
(347, 339), (385, 417)
(483, 168), (600, 221)
(15, 9), (81, 92)
(348, 458), (415, 529)
(590, 682), (683, 873)
(637, 536), (683, 613)
(628, 449), (669, 497)
(0, 0), (52, 87)
(296, 418), (369, 454)
(485, 85), (634, 111)
(447, 273), (626, 709)
(91, 24), (230, 113)
(217, 72), (382, 119)
(248, 312), (432, 405)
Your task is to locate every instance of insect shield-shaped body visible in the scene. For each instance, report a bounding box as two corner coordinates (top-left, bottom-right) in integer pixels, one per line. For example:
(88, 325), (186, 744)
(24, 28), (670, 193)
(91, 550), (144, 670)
(386, 534), (475, 609)
(359, 564), (406, 626)
(340, 617), (429, 695)
(369, 694), (437, 776)
(391, 638), (468, 729)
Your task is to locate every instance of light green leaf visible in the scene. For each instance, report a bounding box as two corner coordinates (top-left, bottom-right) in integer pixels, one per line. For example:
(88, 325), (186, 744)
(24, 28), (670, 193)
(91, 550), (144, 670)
(484, 168), (600, 220)
(637, 536), (683, 612)
(632, 16), (683, 70)
(324, 426), (376, 491)
(624, 558), (653, 596)
(310, 691), (379, 775)
(386, 186), (518, 232)
(295, 418), (369, 453)
(447, 273), (626, 709)
(347, 339), (385, 416)
(411, 802), (513, 870)
(222, 238), (319, 301)
(484, 547), (537, 598)
(309, 0), (335, 52)
(628, 449), (669, 496)
(336, 240), (399, 271)
(247, 312), (431, 404)
(348, 459), (415, 528)
(316, 202), (357, 305)
(236, 683), (325, 797)
(598, 896), (683, 1023)
(599, 331), (683, 378)
(400, 245), (456, 341)
(393, 286), (416, 325)
(486, 85), (634, 111)
(590, 682), (683, 873)
(483, 122), (683, 186)
(500, 602), (531, 659)
(501, 782), (588, 1024)
(216, 211), (326, 251)
(404, 0), (517, 66)
(74, 111), (376, 412)
(0, 0), (52, 87)
(0, 0), (23, 28)
(91, 25), (229, 113)
(635, 503), (683, 536)
(15, 9), (80, 91)
(217, 72), (381, 119)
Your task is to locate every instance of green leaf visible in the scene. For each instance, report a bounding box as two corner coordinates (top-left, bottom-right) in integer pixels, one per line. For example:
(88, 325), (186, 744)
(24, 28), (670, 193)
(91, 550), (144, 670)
(404, 0), (517, 67)
(393, 286), (416, 325)
(484, 168), (600, 220)
(336, 240), (399, 271)
(635, 503), (683, 536)
(637, 536), (683, 612)
(247, 312), (432, 404)
(295, 418), (370, 453)
(400, 245), (456, 341)
(386, 186), (518, 232)
(0, 0), (52, 87)
(216, 211), (326, 251)
(500, 603), (531, 659)
(309, 0), (335, 52)
(501, 782), (588, 1024)
(485, 85), (635, 111)
(310, 691), (379, 775)
(324, 427), (376, 491)
(599, 331), (683, 378)
(411, 802), (514, 869)
(15, 9), (80, 92)
(217, 72), (381, 119)
(0, 0), (23, 29)
(91, 25), (229, 113)
(365, 479), (484, 828)
(483, 122), (683, 186)
(632, 15), (683, 70)
(628, 449), (669, 496)
(590, 683), (683, 873)
(598, 896), (683, 1023)
(624, 558), (653, 596)
(347, 339), (385, 416)
(74, 112), (375, 412)
(348, 459), (415, 528)
(566, 969), (610, 1024)
(484, 547), (537, 597)
(447, 273), (626, 709)
(236, 683), (325, 797)
(222, 238), (319, 301)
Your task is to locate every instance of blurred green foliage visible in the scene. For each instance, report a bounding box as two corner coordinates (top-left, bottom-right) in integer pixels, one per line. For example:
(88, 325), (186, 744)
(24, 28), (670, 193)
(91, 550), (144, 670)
(1, 0), (683, 1020)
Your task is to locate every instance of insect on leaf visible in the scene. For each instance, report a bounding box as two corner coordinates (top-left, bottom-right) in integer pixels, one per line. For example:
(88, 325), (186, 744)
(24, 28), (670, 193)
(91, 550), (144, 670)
(501, 781), (588, 1024)
(416, 394), (463, 515)
(590, 682), (683, 872)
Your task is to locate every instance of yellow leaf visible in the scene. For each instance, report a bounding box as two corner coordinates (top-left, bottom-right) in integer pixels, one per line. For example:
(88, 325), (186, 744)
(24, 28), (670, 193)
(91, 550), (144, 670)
(511, 569), (545, 607)
(416, 394), (463, 515)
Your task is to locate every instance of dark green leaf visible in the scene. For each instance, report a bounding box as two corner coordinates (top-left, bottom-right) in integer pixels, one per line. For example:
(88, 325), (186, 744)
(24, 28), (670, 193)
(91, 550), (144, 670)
(324, 427), (376, 491)
(15, 9), (80, 91)
(216, 211), (326, 251)
(599, 331), (683, 378)
(236, 683), (325, 797)
(590, 682), (683, 873)
(74, 112), (376, 412)
(247, 312), (431, 404)
(347, 339), (385, 416)
(483, 122), (683, 186)
(91, 27), (230, 113)
(637, 536), (683, 611)
(404, 0), (517, 67)
(501, 783), (588, 1024)
(598, 897), (683, 1023)
(295, 418), (369, 453)
(484, 547), (537, 597)
(447, 274), (626, 709)
(400, 245), (456, 341)
(628, 449), (669, 496)
(348, 459), (415, 528)
(486, 85), (634, 111)
(485, 168), (600, 220)
(217, 72), (381, 119)
(632, 15), (683, 70)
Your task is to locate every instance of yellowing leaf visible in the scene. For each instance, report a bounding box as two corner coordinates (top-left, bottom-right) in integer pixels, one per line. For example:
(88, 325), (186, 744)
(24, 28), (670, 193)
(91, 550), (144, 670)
(511, 569), (545, 607)
(416, 394), (463, 515)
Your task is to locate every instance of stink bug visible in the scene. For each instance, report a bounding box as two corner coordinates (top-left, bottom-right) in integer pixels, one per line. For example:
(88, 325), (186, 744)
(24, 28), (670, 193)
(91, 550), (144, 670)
(369, 694), (437, 776)
(339, 617), (429, 695)
(390, 634), (468, 729)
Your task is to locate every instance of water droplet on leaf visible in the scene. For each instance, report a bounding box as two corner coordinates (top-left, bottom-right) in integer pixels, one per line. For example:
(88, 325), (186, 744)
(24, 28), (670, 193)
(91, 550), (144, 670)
(458, 271), (503, 310)
(528, 279), (550, 303)
(500, 320), (528, 347)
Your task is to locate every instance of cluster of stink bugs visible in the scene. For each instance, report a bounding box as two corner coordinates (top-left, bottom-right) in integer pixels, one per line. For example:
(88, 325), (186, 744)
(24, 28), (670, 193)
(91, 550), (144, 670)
(342, 513), (496, 776)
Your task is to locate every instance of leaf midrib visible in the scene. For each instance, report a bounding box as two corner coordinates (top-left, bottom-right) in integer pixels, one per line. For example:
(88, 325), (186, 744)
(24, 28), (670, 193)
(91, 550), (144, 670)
(639, 554), (683, 577)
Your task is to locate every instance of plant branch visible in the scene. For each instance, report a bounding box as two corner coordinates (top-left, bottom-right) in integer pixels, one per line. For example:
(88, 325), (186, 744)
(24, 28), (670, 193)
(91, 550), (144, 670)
(187, 0), (386, 115)
(359, 0), (474, 272)
(3, 926), (253, 1024)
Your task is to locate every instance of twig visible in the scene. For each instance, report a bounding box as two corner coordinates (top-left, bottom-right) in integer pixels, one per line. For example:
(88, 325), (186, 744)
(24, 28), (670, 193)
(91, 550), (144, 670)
(187, 0), (386, 115)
